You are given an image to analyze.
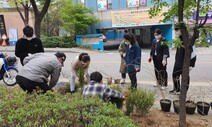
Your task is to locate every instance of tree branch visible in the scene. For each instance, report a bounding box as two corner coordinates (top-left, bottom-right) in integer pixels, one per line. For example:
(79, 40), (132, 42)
(40, 0), (51, 20)
(30, 0), (39, 16)
(15, 1), (26, 25)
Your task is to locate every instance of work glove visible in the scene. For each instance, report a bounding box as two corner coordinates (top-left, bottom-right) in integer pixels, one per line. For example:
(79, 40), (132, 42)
(162, 59), (167, 66)
(122, 53), (126, 58)
(148, 57), (152, 63)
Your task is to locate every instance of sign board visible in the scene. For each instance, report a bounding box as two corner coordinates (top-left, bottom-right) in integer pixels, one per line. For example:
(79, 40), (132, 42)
(97, 0), (107, 11)
(9, 28), (18, 42)
(111, 9), (164, 27)
(0, 15), (6, 38)
(127, 0), (139, 7)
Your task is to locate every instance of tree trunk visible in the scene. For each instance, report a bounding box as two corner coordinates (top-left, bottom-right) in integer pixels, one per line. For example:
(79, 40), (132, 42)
(34, 18), (42, 38)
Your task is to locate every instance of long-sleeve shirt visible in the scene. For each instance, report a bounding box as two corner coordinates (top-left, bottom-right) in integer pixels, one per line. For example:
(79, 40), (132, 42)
(83, 81), (123, 100)
(15, 36), (44, 65)
(18, 53), (62, 88)
(70, 55), (89, 77)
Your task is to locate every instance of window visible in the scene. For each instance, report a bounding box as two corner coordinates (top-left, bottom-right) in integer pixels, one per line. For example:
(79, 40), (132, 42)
(140, 0), (147, 6)
(127, 0), (147, 8)
(107, 0), (112, 10)
(97, 0), (112, 11)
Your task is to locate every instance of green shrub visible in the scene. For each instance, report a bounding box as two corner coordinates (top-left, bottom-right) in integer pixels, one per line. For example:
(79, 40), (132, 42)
(0, 86), (136, 127)
(126, 89), (155, 116)
(41, 36), (77, 48)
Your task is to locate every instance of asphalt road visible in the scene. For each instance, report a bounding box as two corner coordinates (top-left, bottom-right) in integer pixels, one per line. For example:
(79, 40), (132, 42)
(4, 49), (212, 86)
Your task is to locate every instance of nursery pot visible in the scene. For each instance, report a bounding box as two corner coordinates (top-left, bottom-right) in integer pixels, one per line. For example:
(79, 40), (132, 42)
(186, 100), (196, 115)
(160, 99), (171, 112)
(197, 101), (210, 115)
(173, 100), (180, 114)
(211, 102), (212, 109)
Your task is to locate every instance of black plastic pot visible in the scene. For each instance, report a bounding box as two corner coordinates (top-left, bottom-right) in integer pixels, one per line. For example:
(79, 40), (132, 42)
(160, 99), (171, 112)
(197, 101), (210, 115)
(186, 100), (196, 115)
(211, 102), (212, 109)
(173, 100), (180, 114)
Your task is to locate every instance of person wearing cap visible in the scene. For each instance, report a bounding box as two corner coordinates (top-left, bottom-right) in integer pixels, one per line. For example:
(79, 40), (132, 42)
(118, 29), (128, 84)
(149, 29), (170, 90)
(70, 53), (90, 93)
(15, 25), (44, 66)
(169, 24), (197, 95)
(16, 52), (66, 93)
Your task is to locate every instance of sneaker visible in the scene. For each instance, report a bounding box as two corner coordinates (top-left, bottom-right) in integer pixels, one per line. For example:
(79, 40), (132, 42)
(169, 90), (180, 95)
(153, 82), (159, 87)
(120, 79), (125, 84)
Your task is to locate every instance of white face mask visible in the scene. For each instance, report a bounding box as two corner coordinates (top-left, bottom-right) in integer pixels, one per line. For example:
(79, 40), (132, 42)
(175, 30), (181, 37)
(154, 35), (161, 40)
(124, 41), (130, 45)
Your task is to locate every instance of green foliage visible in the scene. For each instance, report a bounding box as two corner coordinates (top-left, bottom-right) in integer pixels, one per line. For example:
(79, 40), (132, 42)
(61, 0), (99, 35)
(172, 37), (183, 48)
(0, 86), (136, 127)
(77, 67), (85, 92)
(126, 89), (155, 116)
(41, 36), (77, 48)
(109, 85), (122, 93)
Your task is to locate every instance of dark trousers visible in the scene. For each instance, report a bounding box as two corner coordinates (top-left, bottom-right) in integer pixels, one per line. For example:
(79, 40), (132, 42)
(128, 72), (137, 89)
(16, 75), (51, 93)
(121, 73), (126, 79)
(153, 56), (168, 87)
(172, 66), (190, 92)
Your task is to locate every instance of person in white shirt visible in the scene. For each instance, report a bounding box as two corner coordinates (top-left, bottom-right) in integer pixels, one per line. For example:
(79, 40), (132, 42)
(70, 53), (90, 93)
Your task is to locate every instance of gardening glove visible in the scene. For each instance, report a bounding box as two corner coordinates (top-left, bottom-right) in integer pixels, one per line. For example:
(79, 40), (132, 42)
(122, 53), (126, 58)
(148, 57), (152, 63)
(162, 59), (167, 66)
(189, 67), (192, 71)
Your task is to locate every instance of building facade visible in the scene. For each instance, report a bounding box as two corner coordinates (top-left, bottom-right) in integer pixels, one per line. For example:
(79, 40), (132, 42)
(75, 0), (176, 47)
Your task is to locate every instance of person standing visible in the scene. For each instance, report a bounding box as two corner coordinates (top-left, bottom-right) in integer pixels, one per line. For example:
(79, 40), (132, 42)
(16, 52), (66, 93)
(15, 25), (44, 65)
(70, 53), (90, 93)
(124, 33), (141, 89)
(149, 29), (170, 90)
(118, 30), (128, 84)
(169, 25), (197, 95)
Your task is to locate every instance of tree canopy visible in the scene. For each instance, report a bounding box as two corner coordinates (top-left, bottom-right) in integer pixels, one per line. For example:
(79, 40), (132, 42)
(61, 0), (99, 35)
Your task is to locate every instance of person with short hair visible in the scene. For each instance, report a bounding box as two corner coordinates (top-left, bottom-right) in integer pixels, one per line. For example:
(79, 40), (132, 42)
(149, 29), (170, 90)
(124, 32), (141, 89)
(118, 29), (128, 84)
(169, 24), (197, 95)
(16, 52), (66, 93)
(15, 25), (44, 65)
(82, 71), (124, 101)
(70, 53), (91, 92)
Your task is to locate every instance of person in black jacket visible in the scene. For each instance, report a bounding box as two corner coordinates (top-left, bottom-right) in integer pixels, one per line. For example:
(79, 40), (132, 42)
(149, 29), (170, 90)
(169, 25), (196, 95)
(15, 25), (44, 65)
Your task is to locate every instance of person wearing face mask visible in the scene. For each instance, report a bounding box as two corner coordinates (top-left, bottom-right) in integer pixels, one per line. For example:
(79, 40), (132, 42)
(149, 29), (170, 90)
(169, 24), (196, 95)
(118, 29), (129, 84)
(124, 33), (141, 89)
(70, 52), (91, 93)
(15, 25), (44, 66)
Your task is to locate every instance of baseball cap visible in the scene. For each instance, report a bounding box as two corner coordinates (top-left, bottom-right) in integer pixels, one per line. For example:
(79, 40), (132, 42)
(55, 52), (66, 66)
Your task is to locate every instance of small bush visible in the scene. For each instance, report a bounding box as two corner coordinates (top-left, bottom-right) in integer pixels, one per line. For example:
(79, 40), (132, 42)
(41, 36), (77, 48)
(126, 89), (155, 116)
(0, 86), (136, 127)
